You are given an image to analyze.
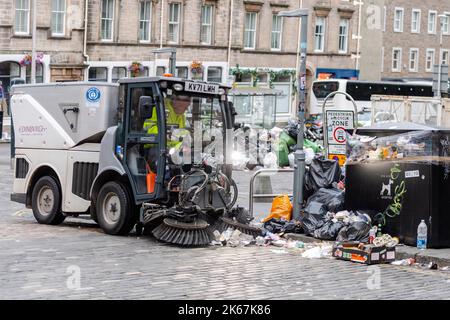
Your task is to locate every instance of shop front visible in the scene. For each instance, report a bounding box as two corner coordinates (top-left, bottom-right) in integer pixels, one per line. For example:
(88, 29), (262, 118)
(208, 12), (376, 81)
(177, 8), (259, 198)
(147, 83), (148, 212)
(316, 68), (359, 80)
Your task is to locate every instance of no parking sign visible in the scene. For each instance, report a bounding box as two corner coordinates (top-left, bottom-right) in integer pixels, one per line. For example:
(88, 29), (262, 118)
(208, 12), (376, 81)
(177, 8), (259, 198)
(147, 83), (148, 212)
(325, 110), (354, 166)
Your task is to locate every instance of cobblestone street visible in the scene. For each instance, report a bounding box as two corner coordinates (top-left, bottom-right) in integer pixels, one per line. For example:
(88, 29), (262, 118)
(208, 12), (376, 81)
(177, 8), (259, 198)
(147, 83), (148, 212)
(1, 144), (450, 300)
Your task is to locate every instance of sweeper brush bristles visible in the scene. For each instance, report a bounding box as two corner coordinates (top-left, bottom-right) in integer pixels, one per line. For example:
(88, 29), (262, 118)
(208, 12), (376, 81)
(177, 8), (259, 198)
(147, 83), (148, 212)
(152, 218), (213, 247)
(214, 217), (262, 238)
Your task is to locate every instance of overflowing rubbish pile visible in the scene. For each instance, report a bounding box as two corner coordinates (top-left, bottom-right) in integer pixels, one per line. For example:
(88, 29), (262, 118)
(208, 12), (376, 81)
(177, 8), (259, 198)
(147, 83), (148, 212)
(232, 120), (323, 170)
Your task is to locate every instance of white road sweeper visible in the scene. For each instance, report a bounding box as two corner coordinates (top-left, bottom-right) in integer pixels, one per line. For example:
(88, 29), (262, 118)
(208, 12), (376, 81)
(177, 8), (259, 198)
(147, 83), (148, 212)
(10, 77), (259, 246)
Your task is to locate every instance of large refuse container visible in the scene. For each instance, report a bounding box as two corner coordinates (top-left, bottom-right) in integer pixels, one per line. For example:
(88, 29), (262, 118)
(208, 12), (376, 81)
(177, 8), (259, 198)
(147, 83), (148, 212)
(345, 123), (450, 248)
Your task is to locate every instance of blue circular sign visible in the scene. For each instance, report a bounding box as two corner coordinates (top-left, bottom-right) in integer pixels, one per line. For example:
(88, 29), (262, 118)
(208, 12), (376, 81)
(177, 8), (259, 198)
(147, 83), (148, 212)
(86, 87), (101, 103)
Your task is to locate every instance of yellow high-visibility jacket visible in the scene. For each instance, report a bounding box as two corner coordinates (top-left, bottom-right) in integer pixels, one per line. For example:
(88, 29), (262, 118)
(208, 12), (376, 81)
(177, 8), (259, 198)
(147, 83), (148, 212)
(143, 98), (187, 148)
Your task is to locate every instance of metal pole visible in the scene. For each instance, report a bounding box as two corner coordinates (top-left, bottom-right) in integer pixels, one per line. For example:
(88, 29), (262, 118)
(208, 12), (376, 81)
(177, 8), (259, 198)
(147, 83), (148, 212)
(291, 15), (308, 221)
(355, 0), (362, 71)
(31, 0), (37, 84)
(169, 51), (176, 75)
(438, 25), (443, 98)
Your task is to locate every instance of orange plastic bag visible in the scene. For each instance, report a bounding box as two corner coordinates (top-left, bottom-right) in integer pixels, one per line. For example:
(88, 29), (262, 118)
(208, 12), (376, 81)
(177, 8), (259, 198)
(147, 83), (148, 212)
(262, 195), (293, 223)
(146, 163), (156, 194)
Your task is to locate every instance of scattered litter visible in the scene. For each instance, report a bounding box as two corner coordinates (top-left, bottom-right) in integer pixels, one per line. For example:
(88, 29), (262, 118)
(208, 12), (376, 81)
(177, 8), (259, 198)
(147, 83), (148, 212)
(391, 258), (415, 266)
(272, 240), (287, 247)
(440, 266), (450, 271)
(219, 228), (234, 243)
(301, 245), (332, 259)
(427, 262), (438, 270)
(285, 240), (305, 249)
(213, 230), (221, 241)
(255, 236), (265, 246)
(373, 234), (399, 247)
(270, 249), (288, 254)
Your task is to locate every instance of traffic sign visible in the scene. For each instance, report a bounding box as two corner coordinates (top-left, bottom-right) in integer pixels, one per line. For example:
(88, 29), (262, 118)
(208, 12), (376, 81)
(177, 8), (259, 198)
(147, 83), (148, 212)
(325, 110), (355, 166)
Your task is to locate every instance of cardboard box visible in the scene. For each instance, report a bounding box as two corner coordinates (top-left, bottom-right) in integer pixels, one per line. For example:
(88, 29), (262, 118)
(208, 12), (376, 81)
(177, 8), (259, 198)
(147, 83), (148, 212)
(332, 242), (396, 265)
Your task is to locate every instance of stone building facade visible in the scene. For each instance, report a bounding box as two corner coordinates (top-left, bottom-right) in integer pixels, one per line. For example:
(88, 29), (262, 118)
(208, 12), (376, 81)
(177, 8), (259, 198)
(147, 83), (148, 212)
(1, 0), (365, 119)
(381, 0), (450, 80)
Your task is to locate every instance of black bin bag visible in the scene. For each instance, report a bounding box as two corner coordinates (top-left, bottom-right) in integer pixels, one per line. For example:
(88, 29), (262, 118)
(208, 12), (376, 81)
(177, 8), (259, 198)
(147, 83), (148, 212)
(313, 220), (345, 240)
(304, 158), (342, 199)
(305, 188), (345, 213)
(336, 221), (371, 243)
(301, 201), (328, 235)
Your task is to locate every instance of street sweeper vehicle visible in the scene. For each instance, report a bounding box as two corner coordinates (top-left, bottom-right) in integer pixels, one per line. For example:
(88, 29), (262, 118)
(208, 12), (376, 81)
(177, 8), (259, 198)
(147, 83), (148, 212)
(10, 77), (259, 246)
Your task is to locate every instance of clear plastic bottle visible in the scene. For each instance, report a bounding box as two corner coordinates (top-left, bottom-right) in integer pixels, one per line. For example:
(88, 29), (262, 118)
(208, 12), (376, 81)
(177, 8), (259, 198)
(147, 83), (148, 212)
(417, 220), (428, 250)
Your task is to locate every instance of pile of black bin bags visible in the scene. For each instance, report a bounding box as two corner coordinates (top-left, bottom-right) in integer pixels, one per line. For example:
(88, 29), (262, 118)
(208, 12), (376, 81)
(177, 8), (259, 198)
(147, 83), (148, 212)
(299, 157), (371, 242)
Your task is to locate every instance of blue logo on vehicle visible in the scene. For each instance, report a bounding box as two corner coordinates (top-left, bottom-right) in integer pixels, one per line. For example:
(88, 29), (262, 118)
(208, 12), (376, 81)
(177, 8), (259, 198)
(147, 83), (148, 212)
(86, 87), (101, 103)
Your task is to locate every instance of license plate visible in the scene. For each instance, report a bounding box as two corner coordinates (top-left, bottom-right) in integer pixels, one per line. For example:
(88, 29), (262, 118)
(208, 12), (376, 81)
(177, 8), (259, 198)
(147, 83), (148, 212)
(184, 81), (219, 94)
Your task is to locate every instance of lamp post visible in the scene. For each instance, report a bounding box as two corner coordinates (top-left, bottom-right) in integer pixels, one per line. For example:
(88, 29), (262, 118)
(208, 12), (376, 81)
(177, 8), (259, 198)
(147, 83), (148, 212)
(31, 0), (37, 84)
(437, 14), (449, 98)
(278, 8), (309, 221)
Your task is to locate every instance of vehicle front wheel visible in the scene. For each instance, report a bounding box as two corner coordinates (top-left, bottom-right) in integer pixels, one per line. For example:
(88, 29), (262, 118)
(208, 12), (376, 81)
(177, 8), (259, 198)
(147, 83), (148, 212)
(31, 176), (66, 225)
(96, 181), (136, 235)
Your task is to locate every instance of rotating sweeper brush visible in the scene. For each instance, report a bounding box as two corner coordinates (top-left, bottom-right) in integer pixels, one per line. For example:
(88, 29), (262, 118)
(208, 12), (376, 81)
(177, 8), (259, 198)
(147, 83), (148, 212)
(213, 206), (262, 238)
(150, 206), (214, 247)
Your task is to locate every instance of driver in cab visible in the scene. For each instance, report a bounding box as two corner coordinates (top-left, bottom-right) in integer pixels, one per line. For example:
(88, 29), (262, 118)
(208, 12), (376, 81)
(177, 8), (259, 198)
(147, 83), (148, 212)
(143, 94), (191, 149)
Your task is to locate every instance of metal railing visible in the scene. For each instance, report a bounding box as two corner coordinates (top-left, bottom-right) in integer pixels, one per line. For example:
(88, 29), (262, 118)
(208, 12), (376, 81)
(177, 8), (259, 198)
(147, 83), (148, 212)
(248, 168), (294, 217)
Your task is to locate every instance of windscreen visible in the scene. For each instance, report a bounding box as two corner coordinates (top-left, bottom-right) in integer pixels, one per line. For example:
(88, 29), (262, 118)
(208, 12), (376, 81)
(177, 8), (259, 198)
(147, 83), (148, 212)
(312, 81), (339, 99)
(161, 88), (226, 166)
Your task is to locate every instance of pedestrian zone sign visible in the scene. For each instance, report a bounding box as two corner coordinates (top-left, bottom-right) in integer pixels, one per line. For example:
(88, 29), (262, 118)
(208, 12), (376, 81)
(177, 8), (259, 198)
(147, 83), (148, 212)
(325, 110), (355, 166)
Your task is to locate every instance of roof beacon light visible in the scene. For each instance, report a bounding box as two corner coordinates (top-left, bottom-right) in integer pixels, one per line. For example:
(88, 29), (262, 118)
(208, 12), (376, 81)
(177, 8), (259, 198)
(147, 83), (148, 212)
(163, 73), (174, 77)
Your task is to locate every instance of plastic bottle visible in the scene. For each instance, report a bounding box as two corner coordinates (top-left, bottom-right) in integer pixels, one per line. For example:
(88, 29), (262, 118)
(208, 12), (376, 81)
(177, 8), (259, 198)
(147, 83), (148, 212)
(417, 220), (428, 250)
(369, 227), (377, 244)
(376, 224), (383, 237)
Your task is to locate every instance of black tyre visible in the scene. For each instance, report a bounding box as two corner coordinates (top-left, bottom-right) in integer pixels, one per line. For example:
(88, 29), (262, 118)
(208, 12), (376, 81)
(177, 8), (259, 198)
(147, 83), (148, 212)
(31, 176), (66, 225)
(96, 181), (137, 235)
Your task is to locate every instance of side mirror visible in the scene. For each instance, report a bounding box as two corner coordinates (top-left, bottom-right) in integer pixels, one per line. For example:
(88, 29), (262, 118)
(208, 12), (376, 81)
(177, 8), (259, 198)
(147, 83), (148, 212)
(139, 96), (155, 119)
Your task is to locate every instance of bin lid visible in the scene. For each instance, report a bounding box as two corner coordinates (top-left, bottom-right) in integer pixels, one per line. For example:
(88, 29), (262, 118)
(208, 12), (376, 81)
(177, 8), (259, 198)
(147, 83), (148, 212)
(357, 121), (450, 137)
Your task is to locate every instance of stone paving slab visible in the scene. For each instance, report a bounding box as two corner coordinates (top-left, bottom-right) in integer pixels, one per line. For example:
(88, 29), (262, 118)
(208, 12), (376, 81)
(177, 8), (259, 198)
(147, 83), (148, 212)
(1, 144), (450, 300)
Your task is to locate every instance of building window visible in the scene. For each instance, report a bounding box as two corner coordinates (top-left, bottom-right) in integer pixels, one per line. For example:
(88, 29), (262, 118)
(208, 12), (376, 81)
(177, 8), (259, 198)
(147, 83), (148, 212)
(101, 0), (114, 41)
(51, 0), (66, 36)
(25, 63), (44, 83)
(411, 9), (421, 33)
(244, 12), (257, 49)
(271, 14), (282, 51)
(168, 2), (181, 43)
(112, 67), (127, 82)
(392, 48), (402, 72)
(409, 49), (419, 72)
(207, 67), (222, 83)
(200, 5), (213, 45)
(314, 17), (325, 52)
(442, 14), (450, 35)
(176, 67), (188, 79)
(14, 0), (30, 34)
(156, 66), (165, 76)
(428, 11), (437, 34)
(426, 49), (435, 72)
(139, 1), (151, 42)
(442, 50), (449, 65)
(338, 19), (349, 53)
(89, 67), (108, 82)
(383, 6), (386, 32)
(394, 8), (404, 32)
(140, 67), (149, 77)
